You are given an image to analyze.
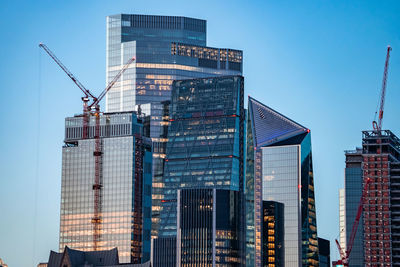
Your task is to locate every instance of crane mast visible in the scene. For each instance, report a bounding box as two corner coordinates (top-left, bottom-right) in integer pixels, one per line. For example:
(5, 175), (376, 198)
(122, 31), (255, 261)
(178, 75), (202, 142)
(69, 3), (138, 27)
(39, 43), (135, 250)
(372, 46), (392, 133)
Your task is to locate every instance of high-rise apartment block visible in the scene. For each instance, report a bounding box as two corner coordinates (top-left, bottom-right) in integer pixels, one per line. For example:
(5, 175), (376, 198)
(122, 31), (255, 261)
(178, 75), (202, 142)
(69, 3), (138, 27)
(246, 97), (319, 267)
(60, 112), (152, 263)
(106, 14), (242, 237)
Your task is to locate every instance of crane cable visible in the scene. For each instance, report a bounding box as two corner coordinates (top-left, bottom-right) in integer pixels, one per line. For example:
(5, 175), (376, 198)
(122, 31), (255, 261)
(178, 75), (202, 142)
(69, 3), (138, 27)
(32, 46), (42, 266)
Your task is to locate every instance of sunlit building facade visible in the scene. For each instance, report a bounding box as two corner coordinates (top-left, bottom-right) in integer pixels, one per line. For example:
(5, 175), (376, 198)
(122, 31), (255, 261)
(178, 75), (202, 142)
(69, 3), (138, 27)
(339, 188), (346, 254)
(246, 97), (319, 267)
(60, 112), (152, 264)
(105, 14), (243, 237)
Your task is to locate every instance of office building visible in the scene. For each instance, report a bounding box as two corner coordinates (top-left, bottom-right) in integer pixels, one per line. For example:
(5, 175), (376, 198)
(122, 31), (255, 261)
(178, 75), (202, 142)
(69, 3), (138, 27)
(106, 14), (243, 237)
(344, 148), (364, 266)
(339, 188), (346, 252)
(155, 76), (245, 265)
(262, 201), (284, 267)
(159, 75), (245, 236)
(177, 188), (241, 266)
(151, 237), (176, 267)
(60, 112), (152, 264)
(318, 238), (331, 267)
(246, 97), (319, 267)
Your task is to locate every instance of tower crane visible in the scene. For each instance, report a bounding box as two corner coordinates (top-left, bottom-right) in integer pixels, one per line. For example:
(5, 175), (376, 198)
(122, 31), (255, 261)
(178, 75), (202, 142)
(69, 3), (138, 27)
(333, 178), (371, 266)
(372, 46), (392, 133)
(39, 43), (135, 250)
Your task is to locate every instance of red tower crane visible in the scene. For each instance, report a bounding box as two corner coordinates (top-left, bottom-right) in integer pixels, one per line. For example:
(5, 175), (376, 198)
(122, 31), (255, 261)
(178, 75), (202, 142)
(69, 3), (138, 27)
(372, 46), (392, 133)
(39, 43), (135, 250)
(333, 178), (371, 266)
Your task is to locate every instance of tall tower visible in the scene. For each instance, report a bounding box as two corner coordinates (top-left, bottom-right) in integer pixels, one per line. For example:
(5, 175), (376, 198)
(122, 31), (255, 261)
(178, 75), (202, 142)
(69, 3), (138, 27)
(344, 148), (364, 266)
(246, 97), (319, 267)
(59, 112), (152, 263)
(105, 14), (243, 237)
(156, 76), (245, 265)
(361, 130), (400, 266)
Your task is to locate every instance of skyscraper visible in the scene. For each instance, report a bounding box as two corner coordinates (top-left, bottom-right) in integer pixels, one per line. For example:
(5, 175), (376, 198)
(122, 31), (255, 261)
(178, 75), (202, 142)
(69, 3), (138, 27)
(159, 75), (245, 236)
(177, 188), (241, 266)
(105, 14), (243, 237)
(157, 75), (245, 265)
(246, 97), (319, 267)
(60, 112), (152, 263)
(344, 148), (364, 266)
(360, 130), (400, 266)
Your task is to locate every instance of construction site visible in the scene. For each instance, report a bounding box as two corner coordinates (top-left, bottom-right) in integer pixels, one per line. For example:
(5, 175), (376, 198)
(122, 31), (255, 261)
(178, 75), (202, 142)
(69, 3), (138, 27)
(334, 46), (400, 267)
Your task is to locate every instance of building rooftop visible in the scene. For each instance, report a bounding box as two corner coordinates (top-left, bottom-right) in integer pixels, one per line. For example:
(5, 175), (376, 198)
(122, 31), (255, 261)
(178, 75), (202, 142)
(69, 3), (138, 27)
(47, 246), (151, 267)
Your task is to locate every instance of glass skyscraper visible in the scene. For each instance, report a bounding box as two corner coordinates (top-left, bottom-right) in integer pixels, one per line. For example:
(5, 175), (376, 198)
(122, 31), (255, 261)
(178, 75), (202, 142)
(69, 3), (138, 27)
(105, 14), (243, 237)
(344, 148), (364, 266)
(159, 75), (245, 237)
(60, 112), (152, 263)
(154, 76), (245, 265)
(246, 97), (319, 267)
(177, 188), (241, 266)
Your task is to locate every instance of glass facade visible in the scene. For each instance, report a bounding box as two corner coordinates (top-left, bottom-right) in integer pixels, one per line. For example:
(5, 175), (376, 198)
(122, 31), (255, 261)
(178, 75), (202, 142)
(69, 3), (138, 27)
(60, 112), (152, 263)
(106, 14), (242, 111)
(262, 201), (284, 267)
(247, 97), (319, 267)
(152, 237), (177, 267)
(262, 146), (300, 266)
(106, 14), (242, 238)
(344, 149), (364, 266)
(177, 188), (241, 266)
(318, 237), (330, 267)
(159, 76), (245, 238)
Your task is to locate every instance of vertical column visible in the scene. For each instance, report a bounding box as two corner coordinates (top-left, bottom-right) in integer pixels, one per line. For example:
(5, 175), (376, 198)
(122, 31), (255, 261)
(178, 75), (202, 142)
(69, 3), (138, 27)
(254, 149), (262, 266)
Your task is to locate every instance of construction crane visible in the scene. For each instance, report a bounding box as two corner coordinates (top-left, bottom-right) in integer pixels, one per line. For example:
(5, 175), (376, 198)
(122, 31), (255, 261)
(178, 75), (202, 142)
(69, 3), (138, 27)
(333, 178), (371, 266)
(39, 43), (135, 250)
(372, 46), (392, 133)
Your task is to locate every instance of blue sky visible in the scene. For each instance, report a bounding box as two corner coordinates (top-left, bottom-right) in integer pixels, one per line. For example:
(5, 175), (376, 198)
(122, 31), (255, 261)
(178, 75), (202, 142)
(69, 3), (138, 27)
(1, 0), (400, 266)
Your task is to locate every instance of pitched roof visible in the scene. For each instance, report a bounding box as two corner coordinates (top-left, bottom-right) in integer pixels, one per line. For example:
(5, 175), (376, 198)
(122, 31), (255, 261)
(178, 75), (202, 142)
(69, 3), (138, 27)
(47, 251), (63, 267)
(248, 96), (308, 147)
(48, 246), (119, 267)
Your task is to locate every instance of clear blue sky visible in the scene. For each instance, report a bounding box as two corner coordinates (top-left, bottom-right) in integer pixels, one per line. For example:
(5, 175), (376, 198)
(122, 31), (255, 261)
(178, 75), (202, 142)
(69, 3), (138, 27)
(1, 0), (400, 266)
